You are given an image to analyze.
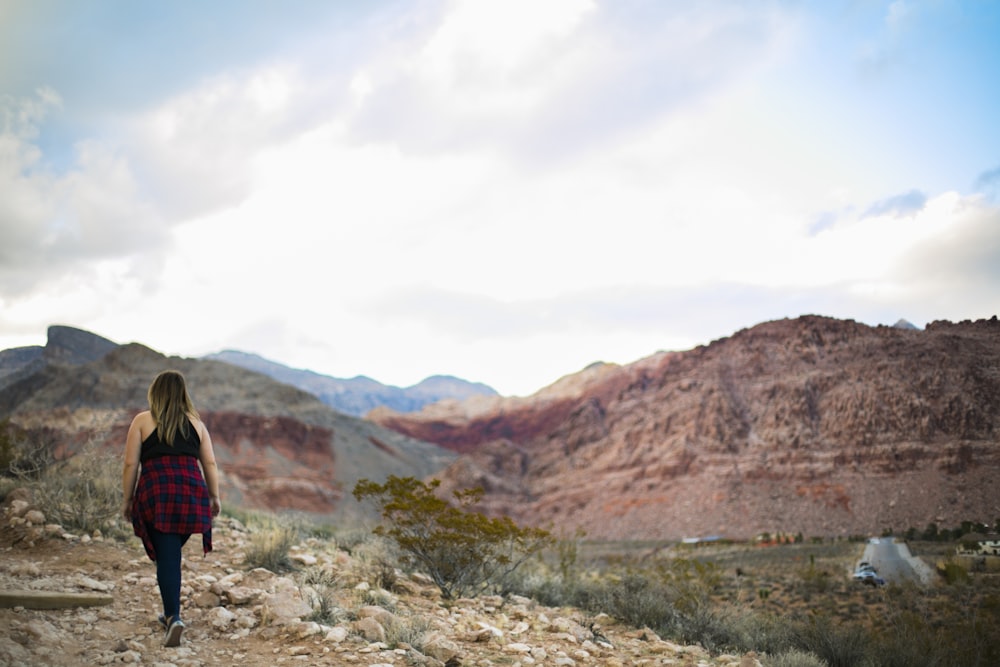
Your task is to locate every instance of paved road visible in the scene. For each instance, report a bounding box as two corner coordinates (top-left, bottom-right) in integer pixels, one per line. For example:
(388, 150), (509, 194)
(856, 537), (935, 585)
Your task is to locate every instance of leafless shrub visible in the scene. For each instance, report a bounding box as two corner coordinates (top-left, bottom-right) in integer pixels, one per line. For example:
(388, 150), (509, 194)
(0, 419), (57, 480)
(29, 441), (125, 538)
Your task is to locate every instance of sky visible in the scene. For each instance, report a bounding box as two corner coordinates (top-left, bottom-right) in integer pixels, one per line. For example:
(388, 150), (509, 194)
(1, 0), (998, 397)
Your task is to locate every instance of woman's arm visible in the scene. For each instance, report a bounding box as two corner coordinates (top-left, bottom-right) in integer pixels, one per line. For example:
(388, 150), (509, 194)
(120, 412), (145, 521)
(195, 418), (222, 517)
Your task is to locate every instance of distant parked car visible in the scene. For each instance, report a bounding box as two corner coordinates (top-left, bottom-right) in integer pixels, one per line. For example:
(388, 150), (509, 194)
(853, 569), (885, 586)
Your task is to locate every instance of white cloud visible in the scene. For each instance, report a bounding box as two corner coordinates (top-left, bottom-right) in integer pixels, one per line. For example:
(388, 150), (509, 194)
(1, 1), (998, 395)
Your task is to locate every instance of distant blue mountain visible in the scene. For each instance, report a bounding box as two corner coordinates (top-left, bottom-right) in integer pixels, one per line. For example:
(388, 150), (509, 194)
(203, 350), (498, 417)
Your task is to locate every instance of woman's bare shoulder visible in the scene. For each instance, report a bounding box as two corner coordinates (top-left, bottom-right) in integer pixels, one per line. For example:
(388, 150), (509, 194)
(189, 414), (209, 433)
(131, 410), (153, 425)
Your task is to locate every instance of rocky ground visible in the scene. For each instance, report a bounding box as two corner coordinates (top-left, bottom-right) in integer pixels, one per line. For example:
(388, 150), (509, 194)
(0, 490), (762, 667)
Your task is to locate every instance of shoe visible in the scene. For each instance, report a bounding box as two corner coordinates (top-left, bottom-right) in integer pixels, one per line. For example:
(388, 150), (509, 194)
(157, 614), (167, 629)
(164, 617), (185, 647)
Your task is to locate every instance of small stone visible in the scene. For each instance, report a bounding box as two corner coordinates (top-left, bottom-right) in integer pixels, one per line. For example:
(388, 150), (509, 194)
(324, 626), (349, 643)
(23, 510), (45, 525)
(9, 499), (30, 517)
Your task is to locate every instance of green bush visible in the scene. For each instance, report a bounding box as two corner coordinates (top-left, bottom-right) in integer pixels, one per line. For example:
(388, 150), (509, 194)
(352, 476), (551, 600)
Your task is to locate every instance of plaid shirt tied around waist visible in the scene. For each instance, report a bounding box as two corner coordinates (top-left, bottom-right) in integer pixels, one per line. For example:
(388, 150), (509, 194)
(131, 455), (213, 561)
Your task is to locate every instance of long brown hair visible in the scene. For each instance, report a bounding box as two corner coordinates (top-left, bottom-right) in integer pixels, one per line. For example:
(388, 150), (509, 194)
(147, 370), (199, 446)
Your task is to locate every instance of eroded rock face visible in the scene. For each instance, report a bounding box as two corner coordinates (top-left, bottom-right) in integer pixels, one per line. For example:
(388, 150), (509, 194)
(204, 411), (342, 512)
(372, 316), (1000, 539)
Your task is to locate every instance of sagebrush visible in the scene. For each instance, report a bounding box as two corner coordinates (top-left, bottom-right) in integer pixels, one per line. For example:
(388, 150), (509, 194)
(353, 476), (552, 599)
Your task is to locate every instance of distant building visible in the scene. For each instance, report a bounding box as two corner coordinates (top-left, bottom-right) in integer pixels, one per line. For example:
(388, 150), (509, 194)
(956, 533), (1000, 556)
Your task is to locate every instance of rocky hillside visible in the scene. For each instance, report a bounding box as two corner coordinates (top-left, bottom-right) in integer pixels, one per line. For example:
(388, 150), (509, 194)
(0, 327), (455, 521)
(0, 489), (763, 667)
(205, 349), (498, 417)
(370, 315), (1000, 541)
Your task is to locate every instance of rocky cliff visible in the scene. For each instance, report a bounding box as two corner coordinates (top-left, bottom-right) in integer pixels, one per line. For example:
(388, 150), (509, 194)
(370, 315), (1000, 540)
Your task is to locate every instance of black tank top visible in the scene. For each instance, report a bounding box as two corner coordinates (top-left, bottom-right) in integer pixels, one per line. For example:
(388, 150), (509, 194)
(140, 418), (201, 462)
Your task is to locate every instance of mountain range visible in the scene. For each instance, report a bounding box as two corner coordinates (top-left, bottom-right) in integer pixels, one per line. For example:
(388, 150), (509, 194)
(370, 315), (1000, 540)
(0, 328), (496, 418)
(0, 325), (455, 521)
(2, 316), (998, 540)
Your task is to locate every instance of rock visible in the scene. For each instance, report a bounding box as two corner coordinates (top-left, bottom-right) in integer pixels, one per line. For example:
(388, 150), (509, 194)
(289, 551), (317, 566)
(294, 621), (323, 638)
(71, 574), (112, 592)
(261, 578), (312, 624)
(503, 642), (532, 653)
(357, 605), (397, 626)
(23, 510), (46, 525)
(353, 616), (387, 642)
(324, 625), (350, 643)
(422, 632), (461, 662)
(222, 586), (261, 606)
(25, 619), (64, 644)
(191, 590), (222, 608)
(208, 606), (237, 629)
(8, 499), (30, 517)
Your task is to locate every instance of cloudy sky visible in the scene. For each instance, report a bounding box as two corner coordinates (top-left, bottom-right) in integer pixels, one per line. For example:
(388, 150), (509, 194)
(1, 1), (998, 396)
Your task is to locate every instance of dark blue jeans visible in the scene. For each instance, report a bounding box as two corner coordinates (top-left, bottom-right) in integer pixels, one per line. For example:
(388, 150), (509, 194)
(149, 528), (191, 620)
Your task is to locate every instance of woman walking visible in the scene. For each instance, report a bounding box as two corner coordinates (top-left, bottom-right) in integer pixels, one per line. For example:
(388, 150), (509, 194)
(122, 370), (221, 647)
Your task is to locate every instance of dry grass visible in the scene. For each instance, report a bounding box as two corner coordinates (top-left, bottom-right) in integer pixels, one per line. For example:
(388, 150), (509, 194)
(513, 537), (1000, 666)
(243, 526), (297, 572)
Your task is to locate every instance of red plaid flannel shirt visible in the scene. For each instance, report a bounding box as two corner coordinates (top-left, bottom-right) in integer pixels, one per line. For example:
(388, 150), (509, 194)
(131, 455), (213, 562)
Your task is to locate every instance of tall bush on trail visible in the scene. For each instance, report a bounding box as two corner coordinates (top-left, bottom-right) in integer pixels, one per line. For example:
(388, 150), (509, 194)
(352, 476), (552, 600)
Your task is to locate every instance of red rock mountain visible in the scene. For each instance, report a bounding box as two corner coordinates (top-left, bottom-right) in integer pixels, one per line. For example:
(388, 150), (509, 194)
(369, 315), (1000, 540)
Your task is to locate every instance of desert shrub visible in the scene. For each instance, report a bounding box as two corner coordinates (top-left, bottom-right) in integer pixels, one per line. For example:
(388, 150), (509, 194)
(721, 610), (796, 657)
(332, 527), (373, 555)
(222, 505), (277, 530)
(764, 649), (827, 667)
(29, 442), (125, 538)
(0, 477), (18, 501)
(790, 614), (870, 667)
(305, 586), (343, 624)
(580, 572), (682, 631)
(359, 586), (397, 610)
(798, 560), (832, 596)
(244, 526), (297, 572)
(938, 560), (970, 585)
(353, 476), (552, 599)
(301, 566), (346, 625)
(869, 580), (1000, 667)
(0, 420), (57, 480)
(385, 614), (432, 651)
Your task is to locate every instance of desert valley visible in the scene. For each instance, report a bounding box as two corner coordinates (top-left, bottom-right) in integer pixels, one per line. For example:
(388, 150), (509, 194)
(1, 314), (999, 666)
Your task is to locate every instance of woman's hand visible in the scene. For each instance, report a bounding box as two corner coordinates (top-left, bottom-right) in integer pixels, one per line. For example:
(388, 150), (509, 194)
(210, 496), (222, 518)
(121, 498), (132, 523)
